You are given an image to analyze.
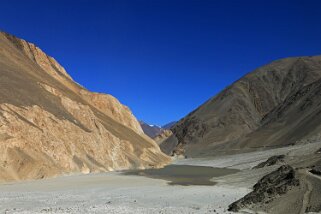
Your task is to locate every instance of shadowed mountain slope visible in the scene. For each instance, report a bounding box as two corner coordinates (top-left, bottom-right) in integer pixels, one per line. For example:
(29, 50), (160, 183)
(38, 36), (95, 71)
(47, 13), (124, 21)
(161, 55), (321, 157)
(139, 121), (176, 139)
(139, 121), (163, 138)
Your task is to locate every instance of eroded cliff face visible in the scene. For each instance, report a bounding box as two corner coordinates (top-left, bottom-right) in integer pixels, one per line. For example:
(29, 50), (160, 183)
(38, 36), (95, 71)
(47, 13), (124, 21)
(79, 90), (144, 135)
(0, 32), (170, 181)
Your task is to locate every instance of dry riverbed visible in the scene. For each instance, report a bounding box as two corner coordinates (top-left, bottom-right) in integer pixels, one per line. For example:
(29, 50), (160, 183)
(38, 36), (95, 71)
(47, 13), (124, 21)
(1, 142), (321, 214)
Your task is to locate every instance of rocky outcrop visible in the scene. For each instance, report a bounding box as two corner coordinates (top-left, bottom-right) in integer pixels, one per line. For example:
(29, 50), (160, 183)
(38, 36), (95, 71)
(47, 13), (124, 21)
(310, 166), (321, 176)
(253, 155), (285, 169)
(228, 165), (300, 212)
(0, 32), (170, 182)
(163, 55), (321, 157)
(310, 160), (321, 176)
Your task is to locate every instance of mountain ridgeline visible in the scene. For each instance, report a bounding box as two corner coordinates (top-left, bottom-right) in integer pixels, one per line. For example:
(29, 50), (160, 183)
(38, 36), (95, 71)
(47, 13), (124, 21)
(139, 121), (176, 138)
(0, 32), (170, 181)
(161, 55), (321, 157)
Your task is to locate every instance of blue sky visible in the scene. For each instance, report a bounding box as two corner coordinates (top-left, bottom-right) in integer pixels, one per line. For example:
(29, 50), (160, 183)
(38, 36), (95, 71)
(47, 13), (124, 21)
(1, 0), (321, 125)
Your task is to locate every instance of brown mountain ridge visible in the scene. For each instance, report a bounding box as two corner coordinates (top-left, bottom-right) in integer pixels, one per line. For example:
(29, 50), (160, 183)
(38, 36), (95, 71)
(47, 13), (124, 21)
(0, 32), (170, 181)
(161, 55), (321, 157)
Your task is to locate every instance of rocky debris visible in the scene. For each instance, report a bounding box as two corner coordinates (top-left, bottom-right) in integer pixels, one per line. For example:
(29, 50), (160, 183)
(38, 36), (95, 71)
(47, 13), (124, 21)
(228, 165), (300, 212)
(253, 155), (285, 169)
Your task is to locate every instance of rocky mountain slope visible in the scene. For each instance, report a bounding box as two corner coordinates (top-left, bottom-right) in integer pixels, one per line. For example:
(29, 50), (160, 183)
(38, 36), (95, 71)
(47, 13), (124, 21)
(154, 130), (173, 145)
(139, 121), (176, 139)
(0, 32), (170, 181)
(139, 121), (163, 138)
(162, 121), (176, 130)
(161, 55), (321, 157)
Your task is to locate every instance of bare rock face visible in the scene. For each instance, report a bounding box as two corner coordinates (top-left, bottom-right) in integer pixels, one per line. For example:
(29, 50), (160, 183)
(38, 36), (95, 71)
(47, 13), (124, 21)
(228, 165), (300, 212)
(253, 155), (285, 169)
(79, 90), (144, 134)
(0, 32), (170, 182)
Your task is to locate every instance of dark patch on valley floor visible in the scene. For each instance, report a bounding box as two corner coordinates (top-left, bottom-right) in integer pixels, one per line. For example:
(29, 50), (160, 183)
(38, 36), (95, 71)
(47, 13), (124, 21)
(122, 164), (239, 186)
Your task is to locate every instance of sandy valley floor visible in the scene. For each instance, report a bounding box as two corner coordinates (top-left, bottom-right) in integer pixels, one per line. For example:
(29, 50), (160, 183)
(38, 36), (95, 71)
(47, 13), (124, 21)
(1, 142), (321, 214)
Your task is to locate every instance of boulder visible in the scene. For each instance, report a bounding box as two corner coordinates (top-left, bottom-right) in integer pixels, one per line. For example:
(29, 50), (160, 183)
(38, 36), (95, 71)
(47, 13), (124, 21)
(228, 165), (300, 212)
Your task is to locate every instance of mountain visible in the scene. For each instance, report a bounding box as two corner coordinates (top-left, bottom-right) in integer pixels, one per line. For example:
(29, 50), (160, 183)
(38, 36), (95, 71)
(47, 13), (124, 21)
(139, 121), (176, 139)
(139, 121), (163, 138)
(153, 129), (173, 145)
(0, 32), (170, 181)
(161, 55), (321, 157)
(162, 121), (177, 129)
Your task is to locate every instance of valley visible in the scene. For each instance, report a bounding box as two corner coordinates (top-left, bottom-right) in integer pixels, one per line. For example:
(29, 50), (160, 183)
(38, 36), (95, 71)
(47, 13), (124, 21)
(0, 141), (320, 214)
(1, 17), (321, 213)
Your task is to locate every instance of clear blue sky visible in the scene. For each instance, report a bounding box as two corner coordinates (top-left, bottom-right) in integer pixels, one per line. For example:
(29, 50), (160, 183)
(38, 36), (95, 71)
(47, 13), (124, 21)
(1, 0), (321, 125)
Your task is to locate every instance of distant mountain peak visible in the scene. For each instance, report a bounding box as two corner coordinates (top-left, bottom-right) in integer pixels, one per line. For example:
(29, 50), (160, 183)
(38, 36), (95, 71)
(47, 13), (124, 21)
(139, 121), (176, 138)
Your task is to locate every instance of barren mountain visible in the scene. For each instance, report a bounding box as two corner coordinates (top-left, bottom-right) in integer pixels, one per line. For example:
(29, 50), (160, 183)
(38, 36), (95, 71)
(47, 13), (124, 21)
(162, 121), (176, 129)
(0, 32), (170, 181)
(139, 121), (176, 139)
(161, 55), (321, 157)
(139, 121), (163, 138)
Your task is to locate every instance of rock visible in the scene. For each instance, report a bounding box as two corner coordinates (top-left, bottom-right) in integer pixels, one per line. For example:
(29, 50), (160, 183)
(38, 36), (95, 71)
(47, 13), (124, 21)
(253, 155), (285, 169)
(310, 158), (321, 175)
(310, 166), (321, 176)
(228, 165), (300, 212)
(316, 148), (321, 154)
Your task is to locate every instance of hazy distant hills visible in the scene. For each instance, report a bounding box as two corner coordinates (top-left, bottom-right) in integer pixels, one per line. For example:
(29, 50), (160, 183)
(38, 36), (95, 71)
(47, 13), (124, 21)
(139, 121), (176, 139)
(161, 55), (321, 157)
(0, 32), (170, 181)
